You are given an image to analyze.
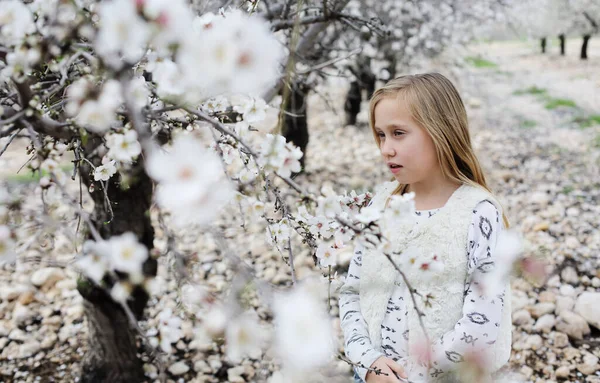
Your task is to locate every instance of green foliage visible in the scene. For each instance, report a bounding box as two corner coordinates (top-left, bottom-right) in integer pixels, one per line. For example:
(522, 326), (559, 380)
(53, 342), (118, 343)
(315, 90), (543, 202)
(544, 98), (577, 110)
(561, 185), (574, 194)
(572, 115), (600, 129)
(513, 86), (548, 96)
(465, 56), (498, 68)
(4, 164), (74, 183)
(520, 119), (537, 129)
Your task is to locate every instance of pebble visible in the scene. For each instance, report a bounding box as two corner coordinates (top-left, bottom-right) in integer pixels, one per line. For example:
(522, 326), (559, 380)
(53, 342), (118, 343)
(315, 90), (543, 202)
(12, 304), (34, 325)
(574, 292), (600, 329)
(513, 309), (533, 326)
(168, 361), (189, 376)
(227, 366), (246, 383)
(556, 311), (591, 340)
(534, 314), (556, 333)
(552, 332), (570, 348)
(529, 302), (556, 318)
(30, 268), (65, 290)
(539, 291), (556, 303)
(555, 296), (575, 315)
(18, 341), (41, 359)
(561, 267), (579, 284)
(577, 354), (600, 375)
(525, 334), (543, 350)
(559, 284), (576, 296)
(555, 366), (570, 378)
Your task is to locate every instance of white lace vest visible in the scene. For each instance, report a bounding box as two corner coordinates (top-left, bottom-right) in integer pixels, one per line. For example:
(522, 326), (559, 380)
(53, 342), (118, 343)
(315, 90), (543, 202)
(359, 181), (512, 380)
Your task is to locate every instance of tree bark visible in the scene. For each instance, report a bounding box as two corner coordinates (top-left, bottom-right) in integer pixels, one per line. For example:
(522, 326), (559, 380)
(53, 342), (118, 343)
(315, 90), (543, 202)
(559, 34), (566, 56)
(540, 37), (546, 54)
(279, 82), (309, 173)
(77, 137), (157, 383)
(581, 35), (591, 60)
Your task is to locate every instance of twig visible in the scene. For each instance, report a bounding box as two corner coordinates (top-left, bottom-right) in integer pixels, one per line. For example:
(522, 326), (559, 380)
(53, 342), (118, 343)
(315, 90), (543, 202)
(0, 128), (21, 157)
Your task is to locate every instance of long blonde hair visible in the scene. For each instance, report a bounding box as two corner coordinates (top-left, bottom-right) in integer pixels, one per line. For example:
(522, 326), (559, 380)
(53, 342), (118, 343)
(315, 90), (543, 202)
(369, 73), (510, 228)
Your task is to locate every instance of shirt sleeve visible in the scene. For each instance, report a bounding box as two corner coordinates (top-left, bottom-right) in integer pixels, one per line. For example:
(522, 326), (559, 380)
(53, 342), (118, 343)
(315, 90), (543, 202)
(339, 243), (384, 381)
(427, 200), (507, 378)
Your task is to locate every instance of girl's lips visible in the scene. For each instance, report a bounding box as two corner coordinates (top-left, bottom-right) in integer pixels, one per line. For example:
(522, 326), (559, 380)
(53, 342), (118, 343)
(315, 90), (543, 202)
(389, 165), (403, 174)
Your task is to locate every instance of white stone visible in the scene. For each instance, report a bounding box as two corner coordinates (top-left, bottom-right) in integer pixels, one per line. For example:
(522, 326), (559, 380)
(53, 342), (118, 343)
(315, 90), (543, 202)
(17, 340), (41, 359)
(0, 285), (27, 301)
(552, 332), (569, 348)
(556, 311), (591, 340)
(513, 309), (533, 326)
(227, 366), (246, 383)
(194, 360), (211, 373)
(555, 366), (570, 378)
(12, 304), (34, 325)
(30, 268), (65, 289)
(565, 237), (580, 249)
(534, 314), (556, 333)
(168, 361), (189, 376)
(529, 302), (555, 318)
(574, 292), (600, 329)
(530, 192), (550, 206)
(577, 353), (599, 375)
(524, 334), (543, 350)
(559, 284), (576, 296)
(555, 295), (575, 315)
(561, 267), (579, 284)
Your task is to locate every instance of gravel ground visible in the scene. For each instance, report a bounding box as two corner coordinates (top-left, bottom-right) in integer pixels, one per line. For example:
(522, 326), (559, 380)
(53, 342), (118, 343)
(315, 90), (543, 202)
(0, 39), (599, 383)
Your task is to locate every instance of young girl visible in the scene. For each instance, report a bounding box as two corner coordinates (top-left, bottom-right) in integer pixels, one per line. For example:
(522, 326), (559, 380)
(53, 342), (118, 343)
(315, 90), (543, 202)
(339, 73), (512, 383)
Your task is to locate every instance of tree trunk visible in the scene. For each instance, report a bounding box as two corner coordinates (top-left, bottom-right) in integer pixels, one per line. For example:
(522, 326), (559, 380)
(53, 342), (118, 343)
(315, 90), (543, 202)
(559, 34), (566, 55)
(541, 37), (547, 54)
(77, 137), (157, 383)
(279, 81), (309, 173)
(581, 35), (591, 59)
(344, 81), (361, 126)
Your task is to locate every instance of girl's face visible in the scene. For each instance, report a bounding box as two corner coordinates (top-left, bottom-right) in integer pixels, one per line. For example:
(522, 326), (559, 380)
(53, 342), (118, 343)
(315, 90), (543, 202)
(373, 96), (440, 185)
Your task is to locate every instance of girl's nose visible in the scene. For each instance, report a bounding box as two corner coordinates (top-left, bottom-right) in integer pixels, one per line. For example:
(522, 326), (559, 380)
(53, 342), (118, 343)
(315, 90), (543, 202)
(381, 141), (395, 157)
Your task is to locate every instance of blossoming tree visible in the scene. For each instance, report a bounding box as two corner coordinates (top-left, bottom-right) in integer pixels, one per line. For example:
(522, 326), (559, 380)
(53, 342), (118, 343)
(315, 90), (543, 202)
(0, 1), (538, 382)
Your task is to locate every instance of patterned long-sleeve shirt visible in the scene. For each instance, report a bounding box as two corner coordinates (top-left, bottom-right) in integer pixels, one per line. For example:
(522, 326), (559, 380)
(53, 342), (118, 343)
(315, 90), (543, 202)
(339, 200), (505, 382)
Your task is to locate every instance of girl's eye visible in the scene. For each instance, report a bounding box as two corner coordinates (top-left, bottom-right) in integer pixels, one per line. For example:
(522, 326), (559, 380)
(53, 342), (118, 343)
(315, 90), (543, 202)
(377, 132), (385, 138)
(394, 130), (405, 136)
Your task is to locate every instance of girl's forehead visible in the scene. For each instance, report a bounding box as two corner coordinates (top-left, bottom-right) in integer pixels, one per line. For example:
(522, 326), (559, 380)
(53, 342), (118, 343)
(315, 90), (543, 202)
(374, 98), (413, 126)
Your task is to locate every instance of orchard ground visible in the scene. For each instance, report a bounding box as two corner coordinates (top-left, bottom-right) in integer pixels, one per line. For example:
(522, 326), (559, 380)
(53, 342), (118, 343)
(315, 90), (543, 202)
(1, 38), (599, 382)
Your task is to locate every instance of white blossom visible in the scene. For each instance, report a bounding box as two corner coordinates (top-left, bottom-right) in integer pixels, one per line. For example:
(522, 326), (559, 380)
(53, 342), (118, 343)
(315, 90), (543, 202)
(106, 130), (142, 163)
(203, 95), (229, 113)
(177, 9), (284, 99)
(127, 76), (150, 109)
(108, 232), (148, 276)
(145, 134), (235, 228)
(234, 97), (269, 124)
(73, 80), (122, 134)
(110, 281), (132, 303)
(315, 243), (339, 268)
(0, 1), (36, 46)
(157, 308), (183, 353)
(308, 216), (334, 239)
(93, 159), (117, 181)
(266, 220), (291, 246)
(95, 0), (151, 67)
(202, 304), (228, 337)
(225, 311), (266, 362)
(273, 284), (335, 371)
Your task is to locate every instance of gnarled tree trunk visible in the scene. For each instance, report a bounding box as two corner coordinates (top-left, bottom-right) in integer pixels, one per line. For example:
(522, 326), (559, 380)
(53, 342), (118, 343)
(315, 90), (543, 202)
(541, 37), (547, 54)
(77, 137), (157, 383)
(559, 34), (566, 56)
(280, 81), (309, 173)
(581, 35), (591, 60)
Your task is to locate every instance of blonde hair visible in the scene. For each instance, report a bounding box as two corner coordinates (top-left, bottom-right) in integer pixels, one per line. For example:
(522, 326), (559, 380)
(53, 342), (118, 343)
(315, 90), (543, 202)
(368, 73), (510, 228)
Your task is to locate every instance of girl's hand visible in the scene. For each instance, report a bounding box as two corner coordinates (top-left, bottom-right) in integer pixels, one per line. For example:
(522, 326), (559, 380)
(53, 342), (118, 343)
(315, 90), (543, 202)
(365, 356), (407, 383)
